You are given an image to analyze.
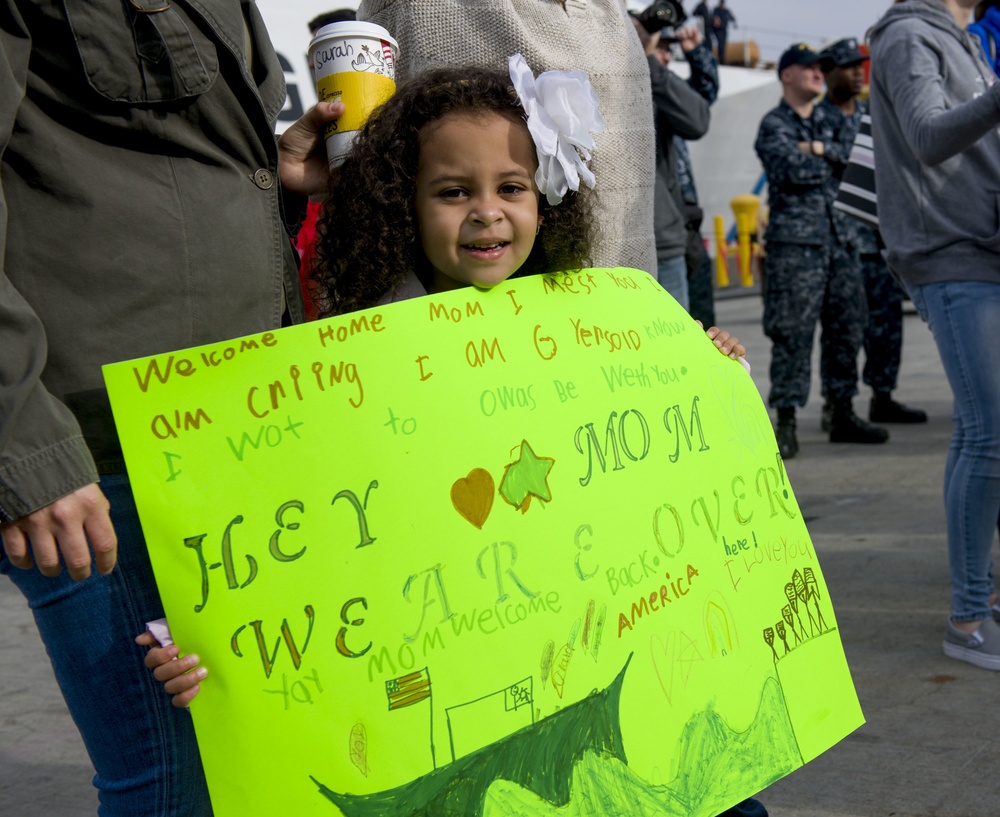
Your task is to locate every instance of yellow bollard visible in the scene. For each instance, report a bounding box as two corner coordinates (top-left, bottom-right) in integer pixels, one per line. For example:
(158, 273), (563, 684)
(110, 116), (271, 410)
(730, 194), (760, 287)
(713, 214), (729, 287)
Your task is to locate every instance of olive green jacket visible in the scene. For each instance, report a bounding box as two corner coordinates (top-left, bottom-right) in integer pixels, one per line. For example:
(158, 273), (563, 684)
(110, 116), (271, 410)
(0, 0), (304, 521)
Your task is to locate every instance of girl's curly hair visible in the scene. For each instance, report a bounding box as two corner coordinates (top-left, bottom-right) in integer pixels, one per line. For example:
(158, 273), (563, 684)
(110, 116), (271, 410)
(310, 66), (596, 317)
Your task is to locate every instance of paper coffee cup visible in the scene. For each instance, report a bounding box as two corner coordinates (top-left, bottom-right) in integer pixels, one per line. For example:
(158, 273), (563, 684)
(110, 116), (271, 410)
(308, 21), (399, 168)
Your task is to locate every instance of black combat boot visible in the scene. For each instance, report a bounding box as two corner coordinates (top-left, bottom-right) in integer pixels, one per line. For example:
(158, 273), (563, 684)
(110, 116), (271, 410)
(829, 399), (889, 444)
(869, 391), (928, 424)
(775, 407), (798, 459)
(821, 400), (833, 433)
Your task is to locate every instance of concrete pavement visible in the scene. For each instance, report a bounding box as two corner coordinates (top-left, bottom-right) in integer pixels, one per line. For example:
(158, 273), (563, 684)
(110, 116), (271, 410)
(2, 290), (997, 817)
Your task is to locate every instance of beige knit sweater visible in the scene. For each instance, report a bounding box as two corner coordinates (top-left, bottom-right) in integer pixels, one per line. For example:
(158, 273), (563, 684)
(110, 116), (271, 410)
(357, 0), (657, 275)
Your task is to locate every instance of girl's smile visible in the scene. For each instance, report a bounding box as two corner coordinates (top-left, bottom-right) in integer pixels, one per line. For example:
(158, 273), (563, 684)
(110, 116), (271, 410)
(414, 111), (542, 293)
(462, 241), (509, 260)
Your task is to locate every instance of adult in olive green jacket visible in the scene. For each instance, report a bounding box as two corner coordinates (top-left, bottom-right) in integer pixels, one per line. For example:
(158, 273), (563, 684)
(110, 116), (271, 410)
(0, 1), (339, 813)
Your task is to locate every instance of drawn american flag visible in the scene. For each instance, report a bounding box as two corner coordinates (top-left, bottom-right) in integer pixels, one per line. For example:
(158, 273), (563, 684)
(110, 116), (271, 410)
(385, 668), (431, 710)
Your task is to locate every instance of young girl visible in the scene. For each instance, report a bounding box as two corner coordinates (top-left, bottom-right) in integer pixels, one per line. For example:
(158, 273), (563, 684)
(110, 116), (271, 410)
(138, 58), (747, 704)
(309, 60), (597, 313)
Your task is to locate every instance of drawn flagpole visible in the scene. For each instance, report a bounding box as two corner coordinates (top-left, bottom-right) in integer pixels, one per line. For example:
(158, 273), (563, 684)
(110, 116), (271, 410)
(385, 667), (435, 768)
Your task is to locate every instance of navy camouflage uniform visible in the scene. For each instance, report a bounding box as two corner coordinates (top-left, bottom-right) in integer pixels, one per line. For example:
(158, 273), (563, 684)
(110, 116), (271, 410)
(816, 96), (872, 403)
(843, 102), (906, 394)
(755, 97), (867, 410)
(858, 222), (906, 393)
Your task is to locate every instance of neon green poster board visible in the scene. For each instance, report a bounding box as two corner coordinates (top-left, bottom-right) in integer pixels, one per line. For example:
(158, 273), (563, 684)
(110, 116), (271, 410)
(103, 268), (863, 817)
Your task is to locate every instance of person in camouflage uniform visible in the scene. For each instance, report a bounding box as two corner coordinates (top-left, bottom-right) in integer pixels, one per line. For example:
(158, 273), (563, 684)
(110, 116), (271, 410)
(818, 38), (928, 427)
(754, 43), (888, 459)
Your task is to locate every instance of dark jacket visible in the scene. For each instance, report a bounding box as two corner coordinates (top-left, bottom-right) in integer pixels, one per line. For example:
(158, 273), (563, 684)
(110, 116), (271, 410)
(692, 2), (712, 35)
(711, 5), (736, 34)
(816, 95), (866, 247)
(0, 0), (304, 520)
(754, 99), (852, 246)
(649, 45), (713, 260)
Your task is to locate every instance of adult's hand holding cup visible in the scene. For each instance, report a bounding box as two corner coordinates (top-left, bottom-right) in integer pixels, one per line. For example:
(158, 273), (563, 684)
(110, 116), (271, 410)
(308, 21), (400, 168)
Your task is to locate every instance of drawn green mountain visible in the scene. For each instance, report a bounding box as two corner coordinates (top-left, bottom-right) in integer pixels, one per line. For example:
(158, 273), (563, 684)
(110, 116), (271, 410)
(483, 676), (802, 817)
(312, 666), (800, 817)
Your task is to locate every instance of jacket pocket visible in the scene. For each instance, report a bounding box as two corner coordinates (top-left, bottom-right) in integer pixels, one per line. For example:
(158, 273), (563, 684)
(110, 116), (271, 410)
(62, 0), (218, 102)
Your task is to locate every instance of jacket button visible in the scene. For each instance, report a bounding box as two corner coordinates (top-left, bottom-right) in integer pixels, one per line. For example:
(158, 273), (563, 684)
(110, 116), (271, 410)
(253, 169), (274, 189)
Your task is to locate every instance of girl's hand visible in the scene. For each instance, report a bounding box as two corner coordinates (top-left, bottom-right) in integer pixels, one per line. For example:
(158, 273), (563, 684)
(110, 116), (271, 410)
(135, 630), (207, 709)
(699, 322), (749, 363)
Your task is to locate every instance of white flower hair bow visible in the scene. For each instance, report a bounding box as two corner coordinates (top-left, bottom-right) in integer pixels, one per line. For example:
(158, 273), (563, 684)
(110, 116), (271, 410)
(508, 54), (606, 206)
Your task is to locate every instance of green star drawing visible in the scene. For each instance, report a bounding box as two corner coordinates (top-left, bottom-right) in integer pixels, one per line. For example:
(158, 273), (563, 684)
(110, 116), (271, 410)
(499, 439), (554, 513)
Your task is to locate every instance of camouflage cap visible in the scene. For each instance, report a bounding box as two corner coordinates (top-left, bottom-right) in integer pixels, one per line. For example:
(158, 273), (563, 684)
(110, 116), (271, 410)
(818, 38), (869, 71)
(777, 43), (821, 77)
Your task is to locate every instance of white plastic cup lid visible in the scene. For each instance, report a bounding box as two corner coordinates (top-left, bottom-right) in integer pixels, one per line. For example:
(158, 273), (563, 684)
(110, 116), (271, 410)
(308, 21), (399, 57)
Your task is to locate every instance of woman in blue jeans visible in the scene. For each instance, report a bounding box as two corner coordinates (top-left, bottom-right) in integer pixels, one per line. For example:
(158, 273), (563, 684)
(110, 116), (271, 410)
(870, 0), (1000, 670)
(1, 475), (212, 816)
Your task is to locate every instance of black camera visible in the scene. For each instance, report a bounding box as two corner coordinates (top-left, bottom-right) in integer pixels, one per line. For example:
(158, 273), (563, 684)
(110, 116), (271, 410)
(636, 0), (687, 35)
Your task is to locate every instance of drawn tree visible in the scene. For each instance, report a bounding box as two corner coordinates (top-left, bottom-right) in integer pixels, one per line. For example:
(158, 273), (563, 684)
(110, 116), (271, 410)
(784, 580), (806, 640)
(775, 620), (790, 655)
(782, 604), (801, 646)
(793, 569), (818, 636)
(763, 627), (778, 663)
(804, 567), (828, 633)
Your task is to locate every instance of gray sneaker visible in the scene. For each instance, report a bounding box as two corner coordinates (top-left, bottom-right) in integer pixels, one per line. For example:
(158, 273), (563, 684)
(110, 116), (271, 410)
(943, 617), (1000, 671)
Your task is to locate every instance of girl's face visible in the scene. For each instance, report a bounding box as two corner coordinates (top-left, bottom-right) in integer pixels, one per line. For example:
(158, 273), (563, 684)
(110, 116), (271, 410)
(414, 111), (542, 293)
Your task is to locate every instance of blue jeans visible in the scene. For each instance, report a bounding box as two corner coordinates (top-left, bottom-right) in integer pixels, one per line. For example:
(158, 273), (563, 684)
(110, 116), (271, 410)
(657, 254), (690, 312)
(1, 473), (211, 816)
(909, 281), (1000, 622)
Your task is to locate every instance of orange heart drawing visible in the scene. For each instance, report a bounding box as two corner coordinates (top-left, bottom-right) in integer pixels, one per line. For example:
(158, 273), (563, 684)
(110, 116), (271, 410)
(450, 468), (495, 530)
